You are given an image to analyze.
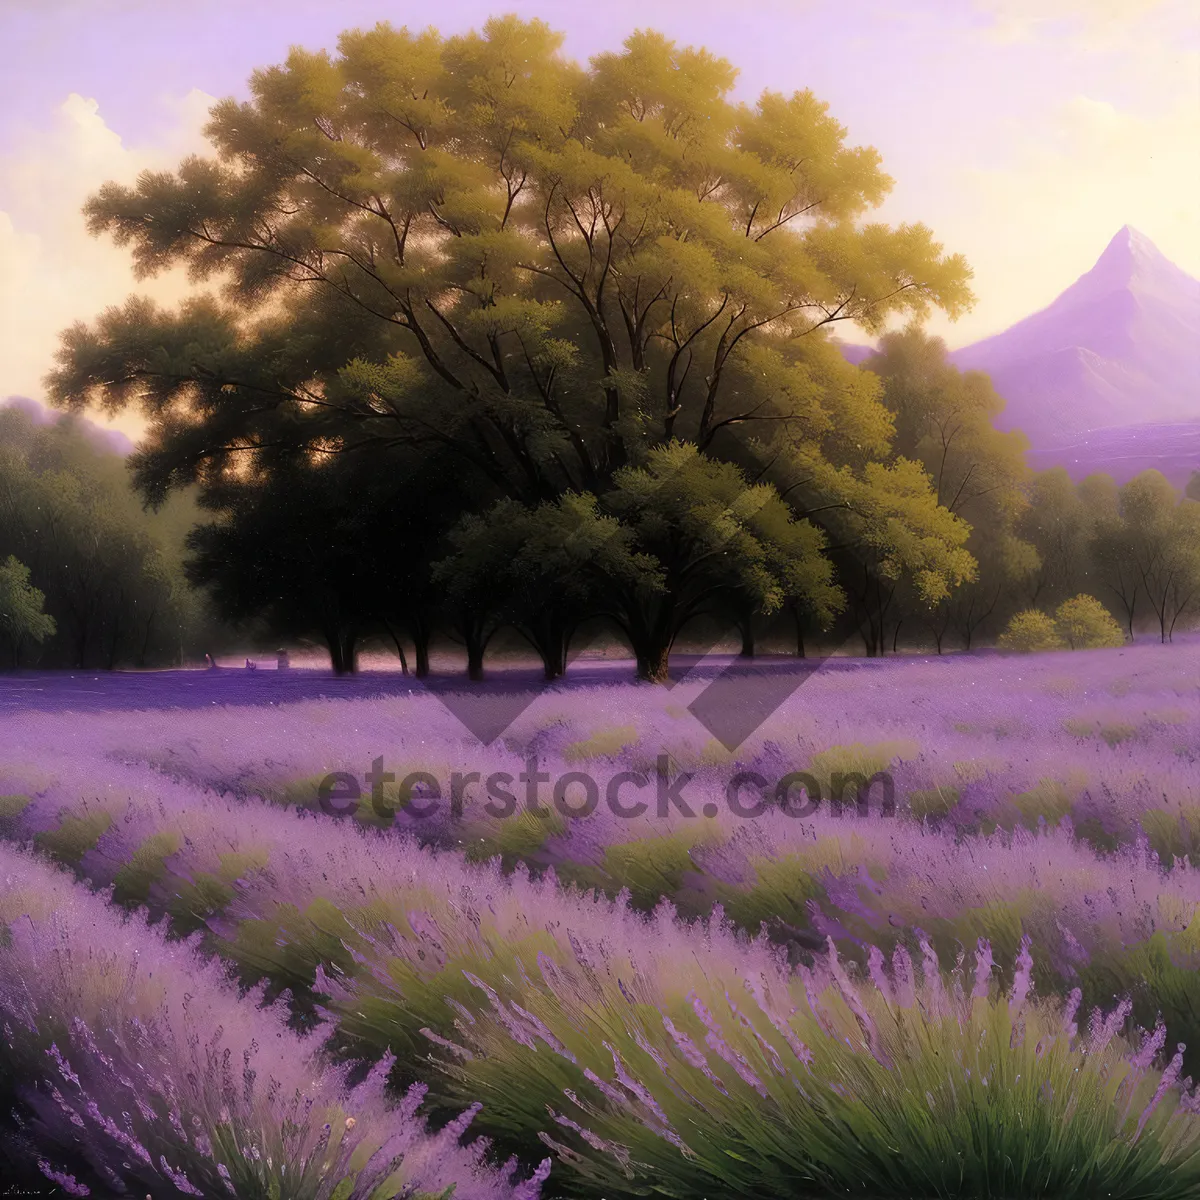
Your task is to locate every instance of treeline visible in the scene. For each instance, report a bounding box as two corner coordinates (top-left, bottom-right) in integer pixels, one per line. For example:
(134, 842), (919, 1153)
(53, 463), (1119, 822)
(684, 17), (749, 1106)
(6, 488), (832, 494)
(33, 19), (1200, 677)
(0, 405), (214, 669)
(1014, 466), (1200, 646)
(177, 330), (1200, 677)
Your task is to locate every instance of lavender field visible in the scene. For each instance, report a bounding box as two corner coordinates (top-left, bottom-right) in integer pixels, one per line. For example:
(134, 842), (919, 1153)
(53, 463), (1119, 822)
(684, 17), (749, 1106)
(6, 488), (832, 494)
(2, 640), (1200, 1197)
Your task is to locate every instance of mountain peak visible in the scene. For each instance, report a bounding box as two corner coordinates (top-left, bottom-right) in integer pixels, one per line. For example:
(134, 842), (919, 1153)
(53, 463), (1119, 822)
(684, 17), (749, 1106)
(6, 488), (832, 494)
(1112, 223), (1151, 247)
(950, 228), (1200, 446)
(1086, 224), (1180, 293)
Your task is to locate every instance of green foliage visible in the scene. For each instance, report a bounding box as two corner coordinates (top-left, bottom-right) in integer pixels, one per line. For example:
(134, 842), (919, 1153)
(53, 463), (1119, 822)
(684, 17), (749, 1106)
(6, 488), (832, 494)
(462, 807), (565, 869)
(714, 854), (828, 930)
(433, 492), (658, 678)
(563, 724), (639, 761)
(1017, 467), (1098, 612)
(1091, 471), (1200, 643)
(0, 405), (200, 669)
(999, 609), (1064, 653)
(1011, 778), (1077, 831)
(32, 810), (113, 866)
(1141, 807), (1200, 866)
(111, 830), (183, 907)
(908, 784), (960, 821)
(998, 595), (1124, 655)
(46, 16), (981, 677)
(0, 557), (55, 653)
(863, 328), (1035, 650)
(549, 834), (713, 915)
(1055, 593), (1125, 649)
(1063, 717), (1138, 745)
(433, 946), (1200, 1199)
(806, 738), (919, 798)
(600, 443), (843, 677)
(186, 445), (463, 675)
(0, 795), (33, 838)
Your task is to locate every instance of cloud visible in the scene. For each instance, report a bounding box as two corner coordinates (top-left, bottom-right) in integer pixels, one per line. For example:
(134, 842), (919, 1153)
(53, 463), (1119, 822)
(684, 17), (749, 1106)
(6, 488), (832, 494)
(973, 0), (1170, 43)
(0, 89), (214, 441)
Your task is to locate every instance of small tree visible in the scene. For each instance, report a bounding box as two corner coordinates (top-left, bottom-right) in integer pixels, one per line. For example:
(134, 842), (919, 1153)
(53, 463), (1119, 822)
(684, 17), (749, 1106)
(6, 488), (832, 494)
(434, 493), (658, 680)
(1054, 594), (1124, 650)
(998, 609), (1062, 653)
(0, 556), (56, 666)
(600, 443), (840, 682)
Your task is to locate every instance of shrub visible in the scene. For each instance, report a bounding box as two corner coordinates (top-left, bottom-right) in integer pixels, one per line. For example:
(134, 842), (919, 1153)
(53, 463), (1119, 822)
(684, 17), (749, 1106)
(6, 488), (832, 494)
(426, 936), (1200, 1199)
(1055, 594), (1126, 649)
(999, 610), (1064, 652)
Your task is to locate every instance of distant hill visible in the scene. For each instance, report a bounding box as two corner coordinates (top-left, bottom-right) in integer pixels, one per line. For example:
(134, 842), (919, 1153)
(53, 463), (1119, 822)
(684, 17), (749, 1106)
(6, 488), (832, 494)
(950, 226), (1200, 449)
(830, 339), (875, 366)
(0, 395), (134, 457)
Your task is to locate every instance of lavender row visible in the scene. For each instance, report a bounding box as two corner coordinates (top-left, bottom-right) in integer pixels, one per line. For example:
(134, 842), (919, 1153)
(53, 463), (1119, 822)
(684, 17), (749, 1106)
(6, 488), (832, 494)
(5, 752), (1200, 1192)
(7, 642), (1195, 871)
(4, 746), (1200, 1048)
(0, 842), (549, 1199)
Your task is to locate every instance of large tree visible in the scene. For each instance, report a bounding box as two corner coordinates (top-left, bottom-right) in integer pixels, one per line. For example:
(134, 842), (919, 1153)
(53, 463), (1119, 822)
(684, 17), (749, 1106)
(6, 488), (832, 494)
(433, 491), (656, 680)
(1018, 468), (1097, 611)
(50, 21), (969, 494)
(45, 18), (978, 676)
(599, 442), (842, 679)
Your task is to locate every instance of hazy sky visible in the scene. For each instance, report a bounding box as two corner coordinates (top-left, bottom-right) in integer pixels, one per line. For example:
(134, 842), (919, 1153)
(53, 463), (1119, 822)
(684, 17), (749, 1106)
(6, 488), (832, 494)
(1, 0), (1197, 439)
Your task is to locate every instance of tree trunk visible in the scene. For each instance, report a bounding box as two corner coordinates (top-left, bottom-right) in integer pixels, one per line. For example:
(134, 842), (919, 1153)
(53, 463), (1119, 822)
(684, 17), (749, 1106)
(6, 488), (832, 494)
(529, 613), (569, 680)
(627, 601), (675, 683)
(74, 624), (88, 670)
(326, 627), (350, 675)
(137, 608), (157, 669)
(383, 619), (409, 674)
(1120, 589), (1137, 642)
(739, 619), (755, 659)
(413, 633), (430, 678)
(542, 629), (567, 680)
(792, 607), (806, 658)
(462, 615), (489, 681)
(466, 641), (485, 682)
(636, 643), (672, 683)
(340, 627), (360, 675)
(860, 615), (881, 657)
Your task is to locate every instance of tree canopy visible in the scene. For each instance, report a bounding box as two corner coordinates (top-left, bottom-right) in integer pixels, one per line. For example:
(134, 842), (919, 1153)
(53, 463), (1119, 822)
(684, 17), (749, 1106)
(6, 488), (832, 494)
(51, 19), (970, 501)
(43, 18), (1003, 676)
